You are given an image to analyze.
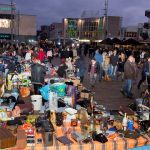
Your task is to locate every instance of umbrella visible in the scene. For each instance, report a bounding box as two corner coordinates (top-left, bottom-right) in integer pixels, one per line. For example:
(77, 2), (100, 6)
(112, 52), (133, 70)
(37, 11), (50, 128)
(100, 38), (113, 45)
(112, 38), (122, 45)
(123, 38), (140, 45)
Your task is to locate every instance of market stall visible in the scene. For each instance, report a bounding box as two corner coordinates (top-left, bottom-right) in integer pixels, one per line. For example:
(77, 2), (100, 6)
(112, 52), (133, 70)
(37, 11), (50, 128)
(0, 64), (149, 150)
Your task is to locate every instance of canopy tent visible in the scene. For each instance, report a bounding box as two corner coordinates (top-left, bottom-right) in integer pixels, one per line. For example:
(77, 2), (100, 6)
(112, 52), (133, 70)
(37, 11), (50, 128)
(123, 38), (140, 45)
(100, 38), (113, 45)
(111, 38), (122, 45)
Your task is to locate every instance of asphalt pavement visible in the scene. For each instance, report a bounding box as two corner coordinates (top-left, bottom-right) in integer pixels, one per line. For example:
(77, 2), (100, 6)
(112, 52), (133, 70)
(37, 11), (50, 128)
(52, 56), (142, 110)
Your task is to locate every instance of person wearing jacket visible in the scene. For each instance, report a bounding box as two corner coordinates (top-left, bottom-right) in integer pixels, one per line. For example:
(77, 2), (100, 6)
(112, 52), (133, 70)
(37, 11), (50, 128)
(145, 57), (150, 91)
(0, 59), (5, 77)
(31, 59), (46, 94)
(88, 58), (99, 87)
(47, 49), (53, 63)
(137, 58), (148, 89)
(121, 55), (137, 98)
(75, 55), (87, 83)
(138, 56), (150, 90)
(110, 50), (118, 80)
(117, 52), (125, 81)
(38, 48), (45, 62)
(94, 49), (103, 82)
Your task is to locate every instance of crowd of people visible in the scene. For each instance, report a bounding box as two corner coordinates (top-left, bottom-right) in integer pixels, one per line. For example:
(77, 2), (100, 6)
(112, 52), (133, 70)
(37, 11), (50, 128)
(0, 41), (150, 100)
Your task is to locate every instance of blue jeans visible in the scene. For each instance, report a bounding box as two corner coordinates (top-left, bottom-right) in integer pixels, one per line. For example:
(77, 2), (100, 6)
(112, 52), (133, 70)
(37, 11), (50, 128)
(123, 79), (133, 97)
(110, 65), (117, 79)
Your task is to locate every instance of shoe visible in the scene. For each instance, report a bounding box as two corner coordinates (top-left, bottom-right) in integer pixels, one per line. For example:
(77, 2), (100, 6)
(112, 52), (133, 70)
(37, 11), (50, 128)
(120, 89), (125, 95)
(127, 95), (133, 99)
(127, 93), (133, 99)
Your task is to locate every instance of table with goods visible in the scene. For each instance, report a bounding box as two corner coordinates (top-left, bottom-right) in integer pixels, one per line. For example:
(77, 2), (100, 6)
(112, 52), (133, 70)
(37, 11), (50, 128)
(0, 74), (149, 150)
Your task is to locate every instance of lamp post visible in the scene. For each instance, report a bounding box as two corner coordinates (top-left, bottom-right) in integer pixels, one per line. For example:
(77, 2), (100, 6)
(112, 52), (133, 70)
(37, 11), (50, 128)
(10, 0), (14, 44)
(104, 0), (108, 39)
(17, 10), (20, 42)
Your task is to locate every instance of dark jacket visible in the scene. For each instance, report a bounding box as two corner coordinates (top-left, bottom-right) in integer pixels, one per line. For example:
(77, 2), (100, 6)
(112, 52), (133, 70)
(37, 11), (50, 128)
(88, 62), (99, 74)
(57, 64), (68, 78)
(7, 61), (16, 73)
(142, 61), (150, 77)
(110, 55), (118, 66)
(31, 63), (46, 84)
(75, 57), (87, 77)
(0, 63), (5, 72)
(118, 58), (125, 72)
(124, 61), (137, 80)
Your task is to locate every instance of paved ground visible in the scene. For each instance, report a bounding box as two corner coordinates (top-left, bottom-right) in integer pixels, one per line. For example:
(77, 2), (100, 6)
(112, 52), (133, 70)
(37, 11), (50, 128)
(52, 56), (142, 110)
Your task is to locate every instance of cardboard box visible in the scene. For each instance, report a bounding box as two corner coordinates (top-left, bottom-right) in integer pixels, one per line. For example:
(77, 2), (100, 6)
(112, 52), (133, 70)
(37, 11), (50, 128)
(70, 78), (80, 86)
(16, 128), (27, 149)
(0, 128), (16, 149)
(80, 91), (91, 99)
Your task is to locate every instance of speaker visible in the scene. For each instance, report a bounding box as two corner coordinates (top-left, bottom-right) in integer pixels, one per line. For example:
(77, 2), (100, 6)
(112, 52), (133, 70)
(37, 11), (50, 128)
(143, 22), (150, 29)
(145, 10), (150, 18)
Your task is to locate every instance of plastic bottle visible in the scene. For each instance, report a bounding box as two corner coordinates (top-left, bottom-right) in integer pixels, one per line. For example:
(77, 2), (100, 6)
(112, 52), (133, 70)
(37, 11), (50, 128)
(122, 113), (128, 131)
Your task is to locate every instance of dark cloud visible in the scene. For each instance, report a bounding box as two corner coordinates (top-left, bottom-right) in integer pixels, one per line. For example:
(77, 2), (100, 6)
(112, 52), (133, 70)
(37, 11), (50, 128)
(1, 0), (149, 28)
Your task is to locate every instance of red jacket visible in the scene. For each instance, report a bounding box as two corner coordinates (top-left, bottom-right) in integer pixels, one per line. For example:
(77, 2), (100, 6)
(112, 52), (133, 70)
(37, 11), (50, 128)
(38, 51), (45, 61)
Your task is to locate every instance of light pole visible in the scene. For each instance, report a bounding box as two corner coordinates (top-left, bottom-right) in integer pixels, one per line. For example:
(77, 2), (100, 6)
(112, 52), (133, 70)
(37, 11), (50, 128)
(10, 0), (14, 44)
(17, 10), (20, 42)
(104, 0), (108, 39)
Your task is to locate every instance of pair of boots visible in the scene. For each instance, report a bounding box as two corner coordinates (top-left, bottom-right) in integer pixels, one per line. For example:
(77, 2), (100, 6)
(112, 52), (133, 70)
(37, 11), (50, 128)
(104, 75), (111, 81)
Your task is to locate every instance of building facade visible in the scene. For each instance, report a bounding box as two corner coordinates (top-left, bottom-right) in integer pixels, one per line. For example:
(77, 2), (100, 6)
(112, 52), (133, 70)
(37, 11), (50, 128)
(121, 26), (139, 40)
(63, 16), (122, 43)
(49, 23), (63, 40)
(0, 3), (37, 42)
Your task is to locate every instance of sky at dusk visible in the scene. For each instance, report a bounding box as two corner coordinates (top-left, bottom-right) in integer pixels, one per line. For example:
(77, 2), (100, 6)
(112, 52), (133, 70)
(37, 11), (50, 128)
(1, 0), (149, 28)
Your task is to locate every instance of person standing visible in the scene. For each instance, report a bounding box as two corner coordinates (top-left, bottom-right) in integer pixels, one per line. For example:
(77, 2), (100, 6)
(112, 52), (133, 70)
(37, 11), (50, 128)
(75, 55), (87, 83)
(137, 56), (150, 90)
(0, 59), (5, 78)
(88, 58), (99, 87)
(110, 49), (119, 80)
(121, 55), (137, 98)
(94, 49), (103, 82)
(47, 49), (53, 63)
(57, 60), (68, 78)
(117, 52), (126, 81)
(103, 53), (111, 81)
(38, 48), (45, 62)
(31, 59), (46, 94)
(25, 50), (32, 61)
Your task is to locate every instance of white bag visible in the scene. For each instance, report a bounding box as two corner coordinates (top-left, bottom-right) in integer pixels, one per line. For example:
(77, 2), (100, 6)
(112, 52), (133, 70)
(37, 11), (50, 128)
(49, 91), (58, 111)
(64, 96), (72, 106)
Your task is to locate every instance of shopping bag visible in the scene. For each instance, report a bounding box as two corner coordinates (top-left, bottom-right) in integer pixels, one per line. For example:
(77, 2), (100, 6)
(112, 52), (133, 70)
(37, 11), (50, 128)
(39, 85), (49, 101)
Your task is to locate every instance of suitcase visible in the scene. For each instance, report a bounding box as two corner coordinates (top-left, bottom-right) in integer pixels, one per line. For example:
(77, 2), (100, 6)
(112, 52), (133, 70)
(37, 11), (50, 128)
(0, 128), (16, 149)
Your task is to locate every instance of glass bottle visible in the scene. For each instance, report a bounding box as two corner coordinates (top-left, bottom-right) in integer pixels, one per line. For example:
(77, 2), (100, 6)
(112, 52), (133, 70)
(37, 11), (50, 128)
(122, 113), (128, 131)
